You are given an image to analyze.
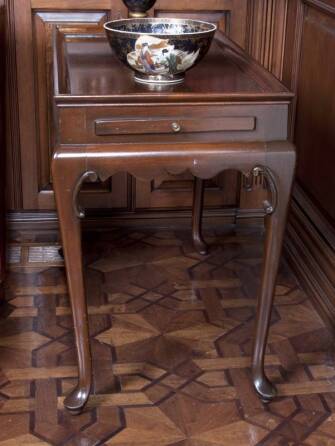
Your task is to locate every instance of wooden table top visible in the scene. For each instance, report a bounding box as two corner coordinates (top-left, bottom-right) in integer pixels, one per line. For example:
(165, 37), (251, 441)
(54, 30), (293, 104)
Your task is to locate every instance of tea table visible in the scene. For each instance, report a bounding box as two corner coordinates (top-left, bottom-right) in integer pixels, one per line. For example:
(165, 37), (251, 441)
(51, 26), (296, 413)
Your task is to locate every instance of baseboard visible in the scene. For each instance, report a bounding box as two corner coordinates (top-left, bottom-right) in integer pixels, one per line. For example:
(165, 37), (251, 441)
(7, 207), (265, 236)
(284, 184), (335, 331)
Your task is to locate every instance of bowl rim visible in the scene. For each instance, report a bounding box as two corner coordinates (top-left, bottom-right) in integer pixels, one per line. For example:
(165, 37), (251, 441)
(104, 17), (217, 37)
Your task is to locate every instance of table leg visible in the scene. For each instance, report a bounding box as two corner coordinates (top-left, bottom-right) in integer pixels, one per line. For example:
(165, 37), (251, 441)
(192, 178), (208, 255)
(252, 157), (295, 401)
(52, 159), (92, 414)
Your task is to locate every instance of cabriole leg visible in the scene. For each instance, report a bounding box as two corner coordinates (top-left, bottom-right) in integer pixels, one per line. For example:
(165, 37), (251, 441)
(192, 177), (208, 255)
(52, 158), (92, 415)
(252, 156), (295, 401)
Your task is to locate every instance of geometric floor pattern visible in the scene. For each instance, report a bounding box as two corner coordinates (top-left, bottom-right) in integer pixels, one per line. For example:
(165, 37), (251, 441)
(1, 227), (335, 445)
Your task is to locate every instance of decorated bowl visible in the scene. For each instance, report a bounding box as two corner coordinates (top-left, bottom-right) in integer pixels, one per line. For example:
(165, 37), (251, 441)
(104, 18), (217, 85)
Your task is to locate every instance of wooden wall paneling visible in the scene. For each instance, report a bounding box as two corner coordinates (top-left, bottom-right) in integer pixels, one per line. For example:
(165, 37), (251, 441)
(247, 0), (288, 80)
(5, 0), (22, 210)
(285, 186), (335, 331)
(150, 0), (248, 47)
(10, 1), (129, 211)
(282, 0), (335, 219)
(31, 0), (127, 17)
(135, 171), (239, 211)
(282, 0), (335, 330)
(0, 0), (6, 301)
(290, 0), (335, 223)
(12, 0), (39, 208)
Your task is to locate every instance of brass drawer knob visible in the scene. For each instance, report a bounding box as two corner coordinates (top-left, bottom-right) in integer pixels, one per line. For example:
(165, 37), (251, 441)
(171, 122), (181, 133)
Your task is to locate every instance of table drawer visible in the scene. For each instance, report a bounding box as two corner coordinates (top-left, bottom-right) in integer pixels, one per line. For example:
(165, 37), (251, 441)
(57, 103), (288, 144)
(95, 116), (256, 136)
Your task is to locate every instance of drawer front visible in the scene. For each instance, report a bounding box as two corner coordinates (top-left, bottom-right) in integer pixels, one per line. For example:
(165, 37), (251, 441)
(95, 116), (256, 136)
(57, 103), (289, 145)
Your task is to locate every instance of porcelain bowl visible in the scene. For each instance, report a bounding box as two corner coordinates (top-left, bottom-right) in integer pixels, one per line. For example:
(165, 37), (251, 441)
(104, 18), (217, 85)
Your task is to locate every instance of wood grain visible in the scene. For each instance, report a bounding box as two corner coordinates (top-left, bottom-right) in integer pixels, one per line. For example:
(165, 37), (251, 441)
(0, 0), (5, 302)
(282, 0), (335, 332)
(1, 228), (335, 444)
(4, 0), (287, 220)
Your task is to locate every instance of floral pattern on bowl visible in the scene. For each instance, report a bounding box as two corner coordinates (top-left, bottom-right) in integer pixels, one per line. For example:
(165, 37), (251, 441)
(127, 35), (200, 76)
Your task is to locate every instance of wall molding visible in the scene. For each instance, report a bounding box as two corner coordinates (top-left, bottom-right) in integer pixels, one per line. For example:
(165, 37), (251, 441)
(0, 0), (6, 292)
(5, 0), (23, 209)
(247, 0), (288, 80)
(7, 208), (265, 235)
(284, 184), (335, 331)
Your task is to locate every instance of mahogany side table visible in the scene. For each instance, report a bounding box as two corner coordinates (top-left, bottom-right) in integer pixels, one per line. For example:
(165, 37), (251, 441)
(51, 27), (296, 414)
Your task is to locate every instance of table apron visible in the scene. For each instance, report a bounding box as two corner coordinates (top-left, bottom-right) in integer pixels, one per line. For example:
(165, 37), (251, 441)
(56, 103), (289, 145)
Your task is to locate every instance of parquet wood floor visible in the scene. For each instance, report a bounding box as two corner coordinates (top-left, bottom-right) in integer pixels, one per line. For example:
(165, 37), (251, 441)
(1, 227), (335, 445)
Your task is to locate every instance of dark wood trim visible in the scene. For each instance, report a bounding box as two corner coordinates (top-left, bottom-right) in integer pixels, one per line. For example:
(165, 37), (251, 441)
(5, 0), (22, 209)
(247, 0), (288, 81)
(304, 0), (335, 16)
(0, 0), (6, 303)
(282, 0), (335, 137)
(284, 184), (335, 332)
(7, 208), (265, 235)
